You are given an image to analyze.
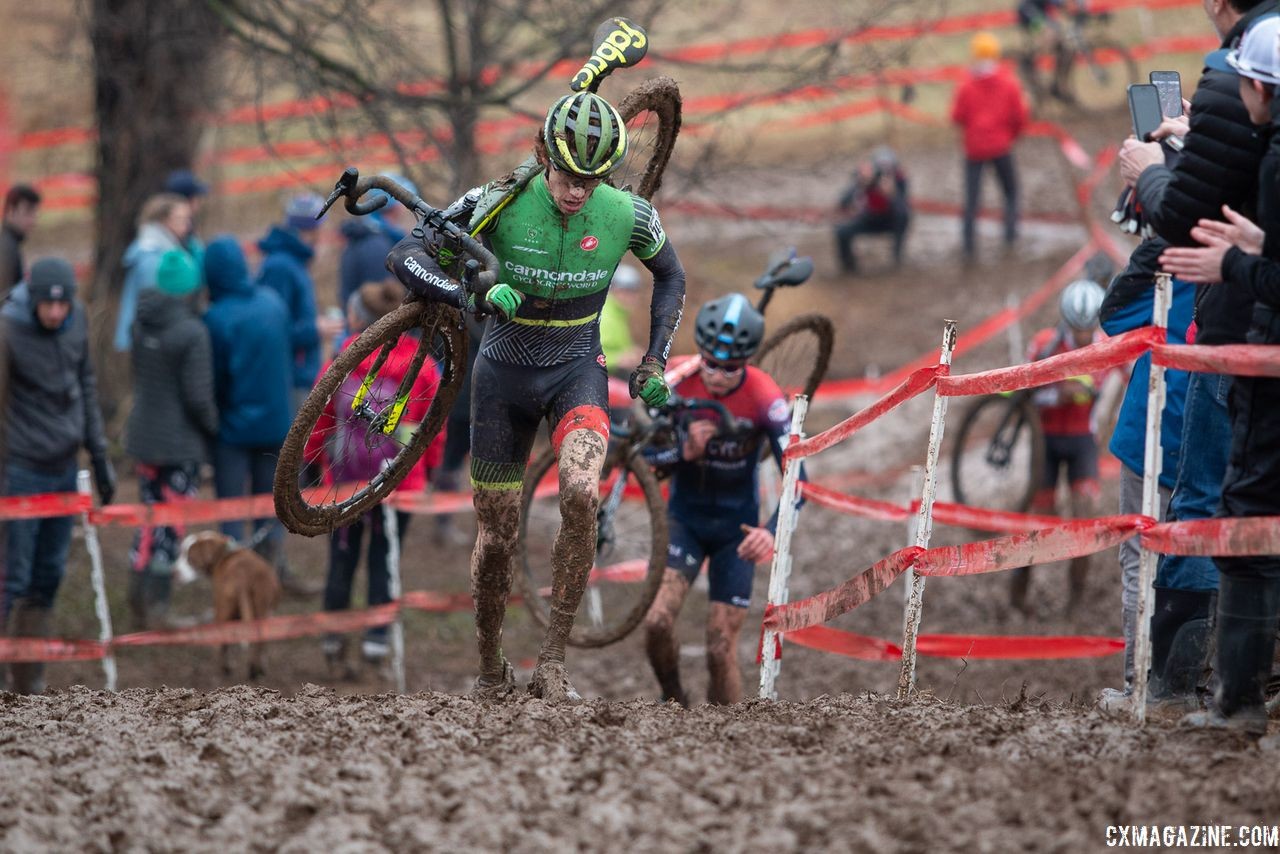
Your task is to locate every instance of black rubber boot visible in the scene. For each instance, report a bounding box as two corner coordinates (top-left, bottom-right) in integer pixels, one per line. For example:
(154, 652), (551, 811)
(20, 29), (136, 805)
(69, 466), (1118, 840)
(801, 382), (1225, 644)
(1183, 575), (1280, 736)
(8, 599), (51, 695)
(1149, 587), (1213, 709)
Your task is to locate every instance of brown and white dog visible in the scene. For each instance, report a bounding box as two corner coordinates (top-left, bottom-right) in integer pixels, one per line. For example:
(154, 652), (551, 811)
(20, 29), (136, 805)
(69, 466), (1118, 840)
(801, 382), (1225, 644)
(175, 531), (281, 680)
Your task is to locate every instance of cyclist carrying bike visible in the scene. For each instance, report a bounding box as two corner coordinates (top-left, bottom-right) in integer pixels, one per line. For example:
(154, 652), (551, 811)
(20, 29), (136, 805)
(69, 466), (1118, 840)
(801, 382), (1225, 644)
(641, 294), (799, 706)
(1011, 277), (1108, 615)
(386, 91), (686, 703)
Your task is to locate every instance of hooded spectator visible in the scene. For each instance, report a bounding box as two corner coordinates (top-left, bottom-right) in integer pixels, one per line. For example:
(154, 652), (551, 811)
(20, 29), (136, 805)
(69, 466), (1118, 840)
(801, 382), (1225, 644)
(124, 249), (218, 629)
(0, 184), (41, 300)
(114, 193), (199, 351)
(257, 193), (325, 406)
(202, 236), (314, 596)
(1, 258), (113, 694)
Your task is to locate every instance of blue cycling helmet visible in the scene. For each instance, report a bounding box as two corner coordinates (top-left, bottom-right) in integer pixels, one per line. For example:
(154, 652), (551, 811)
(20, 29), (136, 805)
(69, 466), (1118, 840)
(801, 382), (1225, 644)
(695, 293), (765, 361)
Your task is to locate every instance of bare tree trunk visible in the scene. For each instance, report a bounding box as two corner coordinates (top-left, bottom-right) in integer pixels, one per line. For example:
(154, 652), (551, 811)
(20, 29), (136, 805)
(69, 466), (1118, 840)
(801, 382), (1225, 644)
(88, 0), (222, 421)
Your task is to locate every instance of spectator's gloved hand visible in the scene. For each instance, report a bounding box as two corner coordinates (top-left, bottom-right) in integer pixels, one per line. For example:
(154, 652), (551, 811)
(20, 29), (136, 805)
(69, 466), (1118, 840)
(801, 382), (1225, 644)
(629, 355), (670, 407)
(91, 457), (116, 506)
(485, 283), (523, 320)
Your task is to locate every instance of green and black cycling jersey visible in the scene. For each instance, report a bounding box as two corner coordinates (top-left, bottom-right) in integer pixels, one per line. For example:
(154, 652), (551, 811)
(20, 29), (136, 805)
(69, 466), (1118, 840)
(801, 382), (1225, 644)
(387, 162), (686, 492)
(387, 165), (685, 372)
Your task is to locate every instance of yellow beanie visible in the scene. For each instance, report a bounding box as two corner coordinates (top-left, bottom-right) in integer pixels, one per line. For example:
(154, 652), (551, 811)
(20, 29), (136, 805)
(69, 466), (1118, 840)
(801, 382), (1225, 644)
(971, 31), (1001, 61)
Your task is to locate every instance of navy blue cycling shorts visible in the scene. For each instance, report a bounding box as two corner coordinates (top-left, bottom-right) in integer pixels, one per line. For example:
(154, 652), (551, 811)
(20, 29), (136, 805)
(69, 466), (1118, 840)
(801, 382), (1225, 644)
(666, 511), (757, 608)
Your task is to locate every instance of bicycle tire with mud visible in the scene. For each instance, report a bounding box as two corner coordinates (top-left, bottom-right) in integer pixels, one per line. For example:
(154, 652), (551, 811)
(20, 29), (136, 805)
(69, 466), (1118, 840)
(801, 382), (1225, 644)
(274, 300), (466, 537)
(752, 313), (835, 401)
(516, 445), (669, 648)
(614, 76), (682, 200)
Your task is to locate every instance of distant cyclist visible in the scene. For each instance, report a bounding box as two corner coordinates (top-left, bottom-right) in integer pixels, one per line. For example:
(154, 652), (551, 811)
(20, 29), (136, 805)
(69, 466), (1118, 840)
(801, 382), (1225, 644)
(387, 91), (686, 703)
(1010, 278), (1107, 615)
(641, 294), (800, 706)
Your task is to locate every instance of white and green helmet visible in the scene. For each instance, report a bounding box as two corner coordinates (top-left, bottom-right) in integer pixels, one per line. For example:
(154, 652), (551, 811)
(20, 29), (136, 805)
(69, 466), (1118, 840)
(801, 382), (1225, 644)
(543, 92), (628, 178)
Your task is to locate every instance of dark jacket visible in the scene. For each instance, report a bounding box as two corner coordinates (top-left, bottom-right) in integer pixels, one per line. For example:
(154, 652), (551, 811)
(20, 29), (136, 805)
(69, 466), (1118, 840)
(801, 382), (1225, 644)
(0, 222), (24, 300)
(0, 283), (108, 473)
(1222, 114), (1280, 338)
(125, 289), (219, 465)
(1100, 238), (1195, 488)
(202, 237), (292, 449)
(1134, 0), (1275, 345)
(1216, 112), (1280, 543)
(256, 225), (320, 389)
(339, 217), (396, 311)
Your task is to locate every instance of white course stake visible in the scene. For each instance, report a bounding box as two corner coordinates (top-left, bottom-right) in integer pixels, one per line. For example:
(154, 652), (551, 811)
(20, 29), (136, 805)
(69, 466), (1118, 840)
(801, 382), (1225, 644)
(758, 394), (810, 700)
(78, 470), (117, 692)
(897, 321), (958, 699)
(382, 501), (407, 694)
(902, 465), (924, 640)
(1131, 272), (1171, 725)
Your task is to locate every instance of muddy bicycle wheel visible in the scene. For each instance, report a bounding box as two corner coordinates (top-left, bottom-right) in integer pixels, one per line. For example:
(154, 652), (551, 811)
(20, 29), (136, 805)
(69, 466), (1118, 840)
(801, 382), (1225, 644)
(949, 393), (1045, 515)
(753, 314), (835, 402)
(613, 76), (682, 200)
(274, 301), (466, 537)
(1056, 38), (1136, 111)
(517, 444), (668, 647)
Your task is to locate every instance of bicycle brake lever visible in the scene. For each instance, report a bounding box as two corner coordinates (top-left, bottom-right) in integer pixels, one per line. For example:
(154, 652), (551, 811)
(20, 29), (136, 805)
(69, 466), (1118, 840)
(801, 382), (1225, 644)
(319, 167), (360, 219)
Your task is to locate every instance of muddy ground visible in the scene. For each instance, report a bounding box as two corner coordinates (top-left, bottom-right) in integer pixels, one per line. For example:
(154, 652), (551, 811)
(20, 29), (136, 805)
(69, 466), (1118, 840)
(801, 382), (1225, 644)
(9, 94), (1278, 849)
(3, 688), (1279, 851)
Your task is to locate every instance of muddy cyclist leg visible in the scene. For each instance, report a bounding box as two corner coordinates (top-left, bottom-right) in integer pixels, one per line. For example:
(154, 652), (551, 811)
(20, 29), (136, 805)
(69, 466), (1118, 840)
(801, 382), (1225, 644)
(470, 485), (522, 693)
(530, 427), (607, 702)
(643, 569), (693, 707)
(706, 603), (749, 705)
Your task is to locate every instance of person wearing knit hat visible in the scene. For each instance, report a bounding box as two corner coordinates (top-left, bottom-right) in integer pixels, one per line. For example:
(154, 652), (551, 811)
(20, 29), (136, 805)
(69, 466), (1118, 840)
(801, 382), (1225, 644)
(2, 256), (113, 692)
(154, 249), (201, 297)
(124, 249), (218, 630)
(951, 29), (1029, 262)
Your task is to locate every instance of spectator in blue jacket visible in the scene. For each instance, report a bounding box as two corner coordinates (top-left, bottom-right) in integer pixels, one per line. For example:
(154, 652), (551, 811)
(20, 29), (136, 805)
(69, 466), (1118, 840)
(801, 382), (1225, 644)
(256, 194), (325, 409)
(202, 236), (313, 595)
(1096, 238), (1195, 710)
(337, 173), (417, 317)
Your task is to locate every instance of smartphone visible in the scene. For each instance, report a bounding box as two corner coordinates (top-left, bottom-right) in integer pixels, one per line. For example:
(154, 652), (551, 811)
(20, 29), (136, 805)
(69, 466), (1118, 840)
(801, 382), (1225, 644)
(1149, 70), (1183, 118)
(1128, 83), (1165, 143)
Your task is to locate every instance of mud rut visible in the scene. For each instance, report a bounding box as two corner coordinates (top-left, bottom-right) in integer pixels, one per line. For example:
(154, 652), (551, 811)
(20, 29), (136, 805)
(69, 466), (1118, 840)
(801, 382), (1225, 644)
(8, 113), (1279, 848)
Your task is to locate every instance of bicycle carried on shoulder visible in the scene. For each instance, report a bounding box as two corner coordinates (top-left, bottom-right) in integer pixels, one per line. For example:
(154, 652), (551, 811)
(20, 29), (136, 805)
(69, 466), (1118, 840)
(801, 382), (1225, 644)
(515, 249), (835, 647)
(272, 71), (684, 537)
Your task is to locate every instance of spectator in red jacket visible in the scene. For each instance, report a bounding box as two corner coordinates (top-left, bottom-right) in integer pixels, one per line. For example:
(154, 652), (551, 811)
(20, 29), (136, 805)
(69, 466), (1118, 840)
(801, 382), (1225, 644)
(305, 281), (444, 678)
(950, 31), (1030, 262)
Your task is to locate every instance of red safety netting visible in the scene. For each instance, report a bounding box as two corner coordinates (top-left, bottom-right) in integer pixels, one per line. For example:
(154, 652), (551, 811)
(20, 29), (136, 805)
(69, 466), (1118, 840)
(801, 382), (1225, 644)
(1141, 517), (1280, 557)
(1152, 343), (1280, 378)
(763, 546), (924, 634)
(937, 327), (1163, 397)
(801, 482), (911, 523)
(785, 365), (944, 460)
(0, 492), (91, 521)
(912, 515), (1150, 577)
(784, 626), (1123, 661)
